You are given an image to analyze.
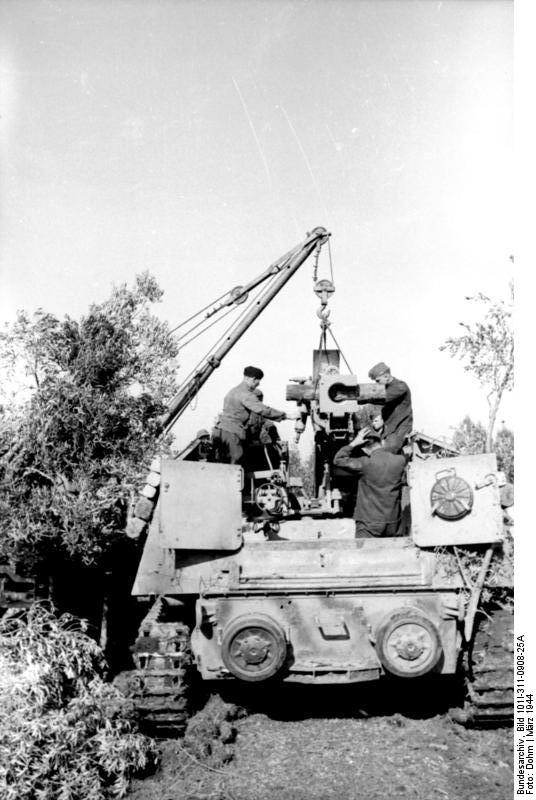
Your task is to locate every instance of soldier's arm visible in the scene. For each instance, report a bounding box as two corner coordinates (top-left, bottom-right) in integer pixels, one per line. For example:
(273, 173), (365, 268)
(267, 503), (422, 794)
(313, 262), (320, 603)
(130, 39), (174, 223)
(241, 392), (287, 421)
(333, 445), (365, 474)
(385, 380), (408, 402)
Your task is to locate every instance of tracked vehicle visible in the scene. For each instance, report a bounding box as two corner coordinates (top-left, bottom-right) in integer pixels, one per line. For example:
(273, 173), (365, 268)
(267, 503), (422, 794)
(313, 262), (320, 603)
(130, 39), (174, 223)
(125, 227), (513, 735)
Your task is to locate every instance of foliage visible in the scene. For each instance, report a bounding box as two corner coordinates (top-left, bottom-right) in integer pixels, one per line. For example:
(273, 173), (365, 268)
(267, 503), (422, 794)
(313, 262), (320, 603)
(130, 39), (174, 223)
(440, 282), (513, 451)
(433, 536), (514, 605)
(0, 604), (157, 800)
(288, 446), (315, 497)
(451, 416), (514, 483)
(451, 415), (487, 455)
(0, 274), (178, 569)
(494, 426), (514, 483)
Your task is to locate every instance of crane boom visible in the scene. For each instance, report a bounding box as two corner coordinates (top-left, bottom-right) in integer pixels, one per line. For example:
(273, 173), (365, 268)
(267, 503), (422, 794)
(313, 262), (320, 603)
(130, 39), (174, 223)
(161, 226), (330, 432)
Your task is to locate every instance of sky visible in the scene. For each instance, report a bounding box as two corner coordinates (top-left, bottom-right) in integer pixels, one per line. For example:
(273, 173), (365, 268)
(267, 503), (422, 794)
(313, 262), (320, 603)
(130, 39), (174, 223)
(0, 0), (513, 451)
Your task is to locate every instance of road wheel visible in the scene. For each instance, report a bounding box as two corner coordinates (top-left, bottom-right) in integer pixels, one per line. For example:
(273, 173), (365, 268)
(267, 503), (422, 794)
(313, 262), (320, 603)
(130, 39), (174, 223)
(376, 608), (443, 678)
(222, 614), (287, 682)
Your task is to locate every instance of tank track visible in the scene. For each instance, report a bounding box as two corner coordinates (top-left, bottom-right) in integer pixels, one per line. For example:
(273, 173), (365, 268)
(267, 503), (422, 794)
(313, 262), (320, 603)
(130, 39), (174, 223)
(131, 598), (193, 737)
(463, 601), (513, 725)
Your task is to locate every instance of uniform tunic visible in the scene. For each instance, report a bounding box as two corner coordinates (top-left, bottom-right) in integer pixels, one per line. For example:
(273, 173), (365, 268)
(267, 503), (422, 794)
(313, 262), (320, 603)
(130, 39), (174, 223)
(381, 378), (413, 453)
(333, 445), (406, 528)
(217, 381), (286, 464)
(220, 381), (286, 439)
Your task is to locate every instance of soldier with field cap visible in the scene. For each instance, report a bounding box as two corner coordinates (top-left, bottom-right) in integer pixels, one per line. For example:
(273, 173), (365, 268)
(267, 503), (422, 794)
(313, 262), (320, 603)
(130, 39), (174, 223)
(216, 366), (298, 465)
(368, 361), (413, 454)
(334, 428), (408, 538)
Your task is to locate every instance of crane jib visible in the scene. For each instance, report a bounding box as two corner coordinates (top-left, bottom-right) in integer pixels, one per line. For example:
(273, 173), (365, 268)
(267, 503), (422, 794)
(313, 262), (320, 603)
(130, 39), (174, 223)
(162, 227), (330, 432)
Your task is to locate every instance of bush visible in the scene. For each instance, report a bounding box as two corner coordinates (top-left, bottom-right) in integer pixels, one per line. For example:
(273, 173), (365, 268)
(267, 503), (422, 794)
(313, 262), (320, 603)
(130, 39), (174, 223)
(0, 273), (179, 570)
(0, 605), (157, 799)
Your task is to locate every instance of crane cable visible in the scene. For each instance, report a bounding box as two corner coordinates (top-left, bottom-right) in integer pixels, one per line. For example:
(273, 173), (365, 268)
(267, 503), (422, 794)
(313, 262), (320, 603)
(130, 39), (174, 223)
(312, 326), (328, 393)
(175, 301), (243, 351)
(168, 288), (232, 335)
(176, 271), (281, 392)
(327, 236), (334, 283)
(163, 243), (301, 419)
(313, 234), (353, 374)
(326, 326), (353, 374)
(169, 241), (301, 339)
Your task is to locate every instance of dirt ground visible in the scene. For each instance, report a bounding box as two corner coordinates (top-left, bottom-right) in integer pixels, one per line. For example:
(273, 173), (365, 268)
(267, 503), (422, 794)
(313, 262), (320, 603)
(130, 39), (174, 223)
(127, 683), (513, 800)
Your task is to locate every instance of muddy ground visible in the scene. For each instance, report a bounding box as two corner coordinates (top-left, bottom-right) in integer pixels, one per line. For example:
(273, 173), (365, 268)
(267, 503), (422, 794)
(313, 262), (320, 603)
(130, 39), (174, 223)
(128, 682), (513, 800)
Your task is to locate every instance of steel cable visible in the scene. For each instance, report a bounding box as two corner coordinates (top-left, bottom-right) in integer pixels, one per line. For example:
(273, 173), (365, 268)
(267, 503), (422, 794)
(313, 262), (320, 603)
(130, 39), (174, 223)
(177, 272), (280, 391)
(326, 325), (353, 374)
(168, 288), (231, 335)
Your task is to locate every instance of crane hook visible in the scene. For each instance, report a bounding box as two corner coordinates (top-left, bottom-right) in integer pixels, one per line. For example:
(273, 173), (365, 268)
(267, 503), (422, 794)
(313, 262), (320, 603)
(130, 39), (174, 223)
(314, 278), (335, 307)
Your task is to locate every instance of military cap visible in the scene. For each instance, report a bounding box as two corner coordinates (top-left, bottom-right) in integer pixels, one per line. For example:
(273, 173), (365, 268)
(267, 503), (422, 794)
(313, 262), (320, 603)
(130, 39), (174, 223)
(363, 431), (382, 444)
(196, 429), (210, 439)
(368, 361), (390, 380)
(244, 365), (264, 380)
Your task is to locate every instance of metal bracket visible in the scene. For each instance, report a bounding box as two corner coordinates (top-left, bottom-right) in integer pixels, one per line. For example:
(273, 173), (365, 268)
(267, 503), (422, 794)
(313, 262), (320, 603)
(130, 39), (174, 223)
(474, 473), (497, 490)
(434, 467), (456, 481)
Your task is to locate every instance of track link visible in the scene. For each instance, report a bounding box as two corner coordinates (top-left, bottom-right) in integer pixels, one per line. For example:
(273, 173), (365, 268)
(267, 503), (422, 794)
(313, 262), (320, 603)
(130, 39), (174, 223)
(131, 600), (193, 737)
(464, 603), (513, 725)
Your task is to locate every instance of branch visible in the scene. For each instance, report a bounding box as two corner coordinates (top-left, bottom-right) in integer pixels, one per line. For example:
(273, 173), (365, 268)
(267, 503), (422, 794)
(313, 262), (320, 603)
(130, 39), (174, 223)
(22, 468), (55, 484)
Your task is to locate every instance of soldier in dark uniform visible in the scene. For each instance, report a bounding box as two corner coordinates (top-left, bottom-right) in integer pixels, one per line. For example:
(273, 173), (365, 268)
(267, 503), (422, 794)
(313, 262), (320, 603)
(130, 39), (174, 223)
(334, 428), (407, 538)
(178, 429), (214, 462)
(244, 388), (283, 471)
(368, 362), (413, 454)
(215, 366), (297, 465)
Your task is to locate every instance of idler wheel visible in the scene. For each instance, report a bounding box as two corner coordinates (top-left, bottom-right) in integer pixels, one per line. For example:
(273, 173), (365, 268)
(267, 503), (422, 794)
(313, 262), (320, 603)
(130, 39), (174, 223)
(221, 614), (287, 682)
(376, 608), (442, 678)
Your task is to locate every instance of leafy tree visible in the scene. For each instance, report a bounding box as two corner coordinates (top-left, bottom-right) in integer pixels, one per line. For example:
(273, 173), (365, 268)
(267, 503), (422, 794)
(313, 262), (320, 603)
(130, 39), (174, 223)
(440, 282), (513, 451)
(451, 415), (514, 483)
(494, 426), (514, 483)
(451, 415), (487, 455)
(0, 273), (178, 571)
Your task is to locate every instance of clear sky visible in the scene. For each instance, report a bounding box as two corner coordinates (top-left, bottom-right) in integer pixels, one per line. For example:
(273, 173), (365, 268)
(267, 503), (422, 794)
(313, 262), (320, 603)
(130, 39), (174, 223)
(0, 0), (513, 449)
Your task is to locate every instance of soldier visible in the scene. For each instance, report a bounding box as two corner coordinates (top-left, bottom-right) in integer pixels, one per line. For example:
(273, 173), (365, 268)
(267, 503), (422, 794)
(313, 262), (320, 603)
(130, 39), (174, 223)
(245, 388), (267, 445)
(177, 429), (214, 462)
(216, 366), (298, 465)
(333, 428), (407, 538)
(245, 388), (283, 471)
(368, 362), (413, 454)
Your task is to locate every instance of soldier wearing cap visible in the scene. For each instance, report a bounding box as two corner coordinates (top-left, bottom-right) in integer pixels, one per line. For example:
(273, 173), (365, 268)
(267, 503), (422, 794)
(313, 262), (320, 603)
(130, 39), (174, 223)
(334, 428), (407, 538)
(216, 366), (297, 465)
(368, 362), (413, 454)
(178, 428), (214, 462)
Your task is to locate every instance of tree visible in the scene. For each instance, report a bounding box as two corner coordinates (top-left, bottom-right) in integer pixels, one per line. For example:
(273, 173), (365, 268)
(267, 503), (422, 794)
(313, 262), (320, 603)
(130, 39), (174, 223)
(451, 415), (487, 455)
(440, 282), (513, 452)
(0, 273), (179, 572)
(494, 426), (514, 483)
(451, 415), (514, 483)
